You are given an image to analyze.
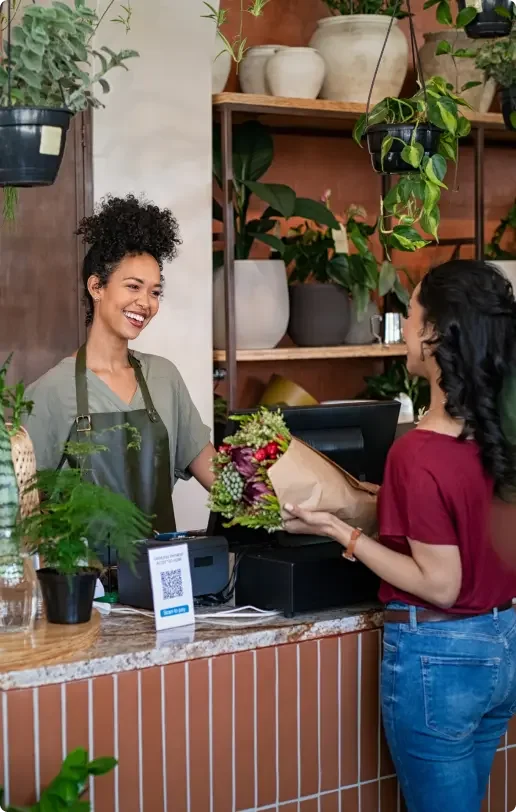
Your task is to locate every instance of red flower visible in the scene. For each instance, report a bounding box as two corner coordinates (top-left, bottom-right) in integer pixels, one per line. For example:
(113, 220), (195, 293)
(254, 448), (267, 462)
(218, 444), (231, 454)
(265, 442), (279, 459)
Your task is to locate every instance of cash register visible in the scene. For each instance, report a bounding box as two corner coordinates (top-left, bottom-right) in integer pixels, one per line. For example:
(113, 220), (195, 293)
(208, 400), (400, 617)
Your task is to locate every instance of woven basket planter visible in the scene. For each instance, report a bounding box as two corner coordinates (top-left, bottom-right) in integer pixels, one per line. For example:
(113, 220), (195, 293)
(9, 426), (39, 519)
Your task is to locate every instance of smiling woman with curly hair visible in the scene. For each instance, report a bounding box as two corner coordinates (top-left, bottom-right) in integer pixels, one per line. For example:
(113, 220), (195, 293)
(23, 195), (215, 539)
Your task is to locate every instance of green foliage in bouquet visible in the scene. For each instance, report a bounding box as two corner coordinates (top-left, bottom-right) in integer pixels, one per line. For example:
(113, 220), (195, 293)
(208, 409), (291, 532)
(0, 747), (116, 811)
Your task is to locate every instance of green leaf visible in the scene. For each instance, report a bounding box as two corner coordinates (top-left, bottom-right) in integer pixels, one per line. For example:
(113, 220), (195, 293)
(46, 777), (79, 803)
(420, 205), (440, 239)
(423, 181), (441, 213)
(461, 81), (482, 91)
(352, 114), (367, 146)
(14, 67), (41, 89)
(233, 120), (273, 184)
(244, 181), (296, 218)
(453, 48), (478, 58)
(378, 261), (397, 296)
(88, 756), (118, 776)
(327, 254), (351, 289)
(424, 0), (441, 7)
(456, 6), (478, 26)
(392, 276), (410, 308)
(435, 40), (452, 55)
(436, 100), (457, 135)
(424, 154), (448, 188)
(379, 135), (393, 167)
(457, 116), (471, 137)
(438, 133), (457, 161)
(436, 1), (453, 25)
(389, 225), (429, 252)
(510, 111), (516, 130)
(494, 4), (512, 18)
(292, 198), (340, 229)
(347, 220), (370, 255)
(401, 142), (424, 168)
(249, 232), (285, 254)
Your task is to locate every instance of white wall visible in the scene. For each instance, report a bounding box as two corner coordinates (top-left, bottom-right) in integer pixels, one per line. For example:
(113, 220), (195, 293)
(93, 0), (215, 529)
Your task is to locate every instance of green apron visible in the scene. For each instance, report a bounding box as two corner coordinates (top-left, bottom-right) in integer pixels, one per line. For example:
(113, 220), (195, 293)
(62, 344), (176, 542)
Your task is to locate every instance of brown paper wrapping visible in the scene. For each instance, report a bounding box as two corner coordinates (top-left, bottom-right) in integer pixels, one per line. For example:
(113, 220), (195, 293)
(268, 437), (379, 537)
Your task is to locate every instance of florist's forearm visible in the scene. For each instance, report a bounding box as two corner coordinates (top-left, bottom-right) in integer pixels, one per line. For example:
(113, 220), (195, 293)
(330, 520), (452, 608)
(189, 443), (216, 491)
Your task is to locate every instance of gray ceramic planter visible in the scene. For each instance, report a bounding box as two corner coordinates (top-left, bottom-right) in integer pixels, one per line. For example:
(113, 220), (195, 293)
(288, 283), (351, 347)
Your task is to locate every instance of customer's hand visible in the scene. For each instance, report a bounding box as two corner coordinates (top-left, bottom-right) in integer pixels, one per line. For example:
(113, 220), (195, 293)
(283, 503), (337, 538)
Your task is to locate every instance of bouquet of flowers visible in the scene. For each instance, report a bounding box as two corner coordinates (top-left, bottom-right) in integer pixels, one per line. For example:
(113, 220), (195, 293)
(208, 408), (379, 535)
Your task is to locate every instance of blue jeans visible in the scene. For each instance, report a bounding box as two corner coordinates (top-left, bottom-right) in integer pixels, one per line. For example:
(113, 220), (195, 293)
(381, 602), (516, 812)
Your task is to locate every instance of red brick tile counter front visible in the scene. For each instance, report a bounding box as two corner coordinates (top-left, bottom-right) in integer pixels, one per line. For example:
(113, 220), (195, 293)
(0, 609), (514, 811)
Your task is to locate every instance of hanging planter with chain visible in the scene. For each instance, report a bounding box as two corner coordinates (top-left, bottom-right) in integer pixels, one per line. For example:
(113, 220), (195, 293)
(0, 0), (138, 219)
(353, 0), (472, 254)
(425, 0), (514, 40)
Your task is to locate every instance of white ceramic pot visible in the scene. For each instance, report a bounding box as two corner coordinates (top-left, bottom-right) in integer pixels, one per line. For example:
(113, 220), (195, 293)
(491, 260), (516, 290)
(213, 259), (289, 350)
(212, 32), (232, 94)
(344, 299), (380, 345)
(239, 45), (281, 95)
(265, 47), (326, 99)
(309, 15), (408, 104)
(419, 31), (496, 113)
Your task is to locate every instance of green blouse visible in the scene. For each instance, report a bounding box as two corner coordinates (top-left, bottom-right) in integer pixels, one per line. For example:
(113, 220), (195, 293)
(23, 352), (211, 483)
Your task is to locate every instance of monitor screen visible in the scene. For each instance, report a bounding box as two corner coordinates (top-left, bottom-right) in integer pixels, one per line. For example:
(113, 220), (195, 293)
(207, 400), (400, 544)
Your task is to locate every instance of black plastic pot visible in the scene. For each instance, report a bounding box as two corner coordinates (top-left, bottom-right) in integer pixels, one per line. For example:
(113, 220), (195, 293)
(457, 0), (512, 37)
(366, 123), (441, 175)
(37, 568), (97, 625)
(500, 87), (516, 132)
(0, 107), (73, 187)
(288, 283), (351, 347)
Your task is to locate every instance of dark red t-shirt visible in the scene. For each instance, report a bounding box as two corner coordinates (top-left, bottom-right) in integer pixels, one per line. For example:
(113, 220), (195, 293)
(377, 429), (516, 613)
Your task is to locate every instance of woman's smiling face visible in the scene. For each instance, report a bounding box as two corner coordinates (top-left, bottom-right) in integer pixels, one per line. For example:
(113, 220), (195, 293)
(88, 252), (162, 340)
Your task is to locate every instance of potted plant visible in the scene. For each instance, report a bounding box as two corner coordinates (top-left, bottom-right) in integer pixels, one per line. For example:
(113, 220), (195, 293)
(278, 193), (410, 346)
(0, 354), (38, 634)
(475, 32), (516, 131)
(424, 0), (514, 39)
(362, 359), (430, 416)
(308, 0), (409, 104)
(485, 199), (516, 286)
(353, 76), (471, 254)
(212, 119), (340, 350)
(17, 434), (151, 625)
(1, 747), (116, 811)
(0, 0), (138, 218)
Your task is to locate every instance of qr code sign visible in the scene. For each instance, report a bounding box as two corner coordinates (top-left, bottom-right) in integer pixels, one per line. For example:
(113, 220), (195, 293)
(160, 568), (184, 601)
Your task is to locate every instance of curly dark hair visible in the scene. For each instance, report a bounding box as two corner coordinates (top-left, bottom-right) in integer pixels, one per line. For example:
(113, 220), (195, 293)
(76, 194), (181, 326)
(419, 259), (516, 497)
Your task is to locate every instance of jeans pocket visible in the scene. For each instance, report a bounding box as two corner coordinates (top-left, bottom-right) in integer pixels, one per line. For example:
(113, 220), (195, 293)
(422, 655), (501, 741)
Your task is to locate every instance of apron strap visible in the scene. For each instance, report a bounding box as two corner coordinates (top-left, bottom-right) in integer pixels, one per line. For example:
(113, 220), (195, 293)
(74, 345), (160, 429)
(129, 353), (160, 423)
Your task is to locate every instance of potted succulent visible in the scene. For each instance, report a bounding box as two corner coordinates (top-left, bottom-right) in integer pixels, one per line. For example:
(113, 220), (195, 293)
(212, 119), (340, 350)
(309, 0), (409, 104)
(278, 193), (410, 346)
(353, 76), (471, 254)
(0, 354), (38, 634)
(1, 747), (116, 811)
(17, 434), (151, 625)
(0, 0), (138, 218)
(424, 0), (514, 39)
(475, 32), (516, 131)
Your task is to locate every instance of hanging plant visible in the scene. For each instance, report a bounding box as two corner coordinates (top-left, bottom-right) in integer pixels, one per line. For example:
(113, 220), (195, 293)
(353, 77), (471, 254)
(202, 0), (272, 65)
(474, 31), (516, 131)
(424, 0), (514, 40)
(0, 0), (138, 219)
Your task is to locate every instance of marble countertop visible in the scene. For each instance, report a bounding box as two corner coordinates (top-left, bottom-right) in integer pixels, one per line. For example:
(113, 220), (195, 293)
(0, 602), (383, 691)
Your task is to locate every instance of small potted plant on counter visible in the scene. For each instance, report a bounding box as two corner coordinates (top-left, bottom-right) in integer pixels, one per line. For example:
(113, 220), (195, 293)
(353, 76), (471, 254)
(0, 0), (138, 218)
(475, 32), (516, 131)
(362, 359), (430, 416)
(17, 435), (151, 625)
(278, 192), (410, 346)
(212, 119), (340, 351)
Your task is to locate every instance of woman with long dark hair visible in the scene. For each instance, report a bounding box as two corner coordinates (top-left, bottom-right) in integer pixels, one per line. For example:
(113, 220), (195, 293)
(284, 260), (516, 811)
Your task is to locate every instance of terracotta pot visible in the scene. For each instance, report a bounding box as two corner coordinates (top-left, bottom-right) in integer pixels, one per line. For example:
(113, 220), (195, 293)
(309, 15), (408, 104)
(288, 283), (351, 347)
(239, 45), (281, 95)
(213, 259), (289, 350)
(212, 32), (231, 94)
(419, 31), (496, 112)
(265, 47), (326, 99)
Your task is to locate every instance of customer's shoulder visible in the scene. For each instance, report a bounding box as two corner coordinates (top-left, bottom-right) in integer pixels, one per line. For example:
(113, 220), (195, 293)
(387, 429), (463, 477)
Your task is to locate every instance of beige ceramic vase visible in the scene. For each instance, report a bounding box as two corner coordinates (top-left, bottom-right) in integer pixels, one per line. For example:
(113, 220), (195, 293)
(309, 15), (408, 104)
(419, 31), (496, 112)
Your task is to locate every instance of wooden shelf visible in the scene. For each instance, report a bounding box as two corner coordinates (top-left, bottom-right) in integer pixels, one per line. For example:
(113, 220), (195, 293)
(213, 344), (408, 362)
(213, 92), (514, 143)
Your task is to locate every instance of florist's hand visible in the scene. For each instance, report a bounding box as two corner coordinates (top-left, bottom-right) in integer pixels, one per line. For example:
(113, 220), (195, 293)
(283, 503), (336, 538)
